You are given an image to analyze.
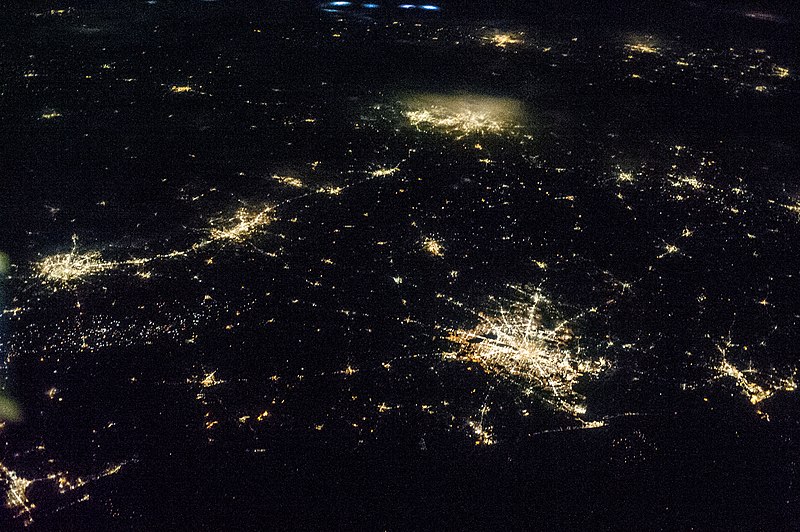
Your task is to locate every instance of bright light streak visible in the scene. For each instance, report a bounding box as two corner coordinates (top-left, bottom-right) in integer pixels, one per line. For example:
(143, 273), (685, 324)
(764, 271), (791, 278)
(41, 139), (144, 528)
(33, 161), (404, 288)
(370, 165), (401, 177)
(35, 206), (274, 286)
(36, 235), (181, 288)
(772, 65), (790, 78)
(717, 359), (773, 404)
(627, 43), (660, 54)
(272, 175), (305, 188)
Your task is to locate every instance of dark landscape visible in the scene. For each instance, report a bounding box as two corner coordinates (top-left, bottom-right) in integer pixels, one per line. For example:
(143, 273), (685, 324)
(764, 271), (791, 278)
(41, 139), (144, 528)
(1, 1), (799, 529)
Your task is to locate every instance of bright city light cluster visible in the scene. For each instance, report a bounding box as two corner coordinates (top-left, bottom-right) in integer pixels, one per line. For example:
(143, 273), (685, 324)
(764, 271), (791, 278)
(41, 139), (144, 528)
(403, 94), (524, 137)
(35, 236), (126, 286)
(486, 32), (524, 49)
(34, 205), (275, 287)
(447, 289), (609, 417)
(0, 462), (33, 524)
(627, 42), (660, 54)
(421, 236), (444, 257)
(714, 357), (797, 405)
(207, 207), (273, 243)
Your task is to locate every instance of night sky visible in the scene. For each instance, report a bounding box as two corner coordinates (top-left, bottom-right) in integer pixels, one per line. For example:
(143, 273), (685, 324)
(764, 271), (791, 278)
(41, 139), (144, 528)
(1, 1), (799, 529)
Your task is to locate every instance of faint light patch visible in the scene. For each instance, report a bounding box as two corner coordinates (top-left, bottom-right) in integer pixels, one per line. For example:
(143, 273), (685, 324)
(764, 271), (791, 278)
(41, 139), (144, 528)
(33, 8), (73, 17)
(767, 197), (800, 219)
(169, 85), (194, 93)
(402, 94), (525, 137)
(741, 10), (785, 24)
(0, 396), (21, 423)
